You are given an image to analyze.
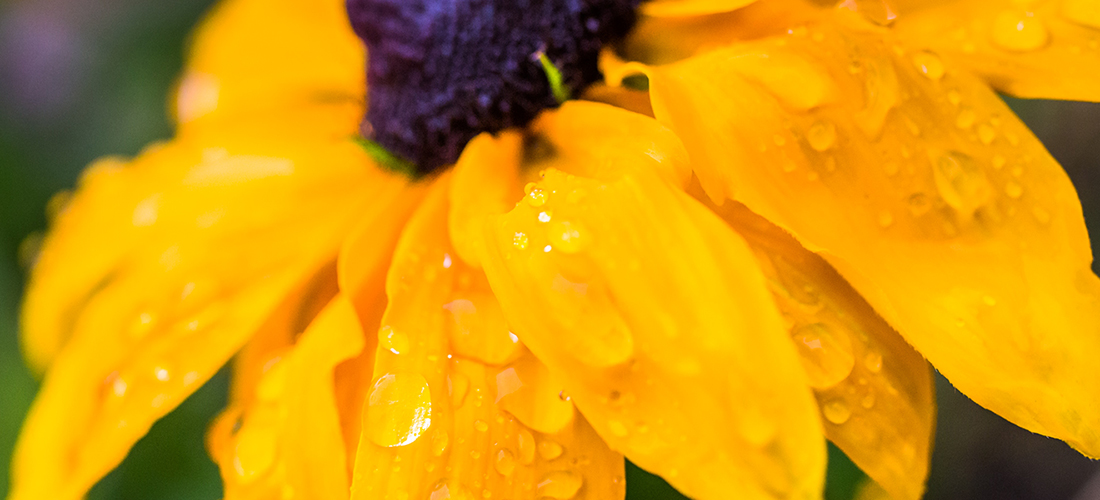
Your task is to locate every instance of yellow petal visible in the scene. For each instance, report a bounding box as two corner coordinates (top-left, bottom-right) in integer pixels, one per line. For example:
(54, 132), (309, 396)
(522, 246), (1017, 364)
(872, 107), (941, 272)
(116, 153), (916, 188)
(640, 17), (1100, 456)
(208, 295), (363, 500)
(642, 0), (759, 17)
(351, 175), (624, 500)
(176, 0), (364, 125)
(892, 0), (1100, 101)
(707, 197), (935, 500)
(623, 0), (822, 65)
(11, 109), (406, 500)
(474, 103), (825, 500)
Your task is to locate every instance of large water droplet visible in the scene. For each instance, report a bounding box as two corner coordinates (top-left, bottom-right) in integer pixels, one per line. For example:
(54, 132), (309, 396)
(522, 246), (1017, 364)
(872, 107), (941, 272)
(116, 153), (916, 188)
(538, 471), (584, 499)
(991, 11), (1050, 52)
(912, 51), (944, 80)
(548, 221), (587, 254)
(366, 373), (432, 447)
(496, 449), (517, 476)
(430, 480), (474, 500)
(806, 120), (838, 151)
(823, 399), (852, 424)
(931, 150), (992, 217)
(431, 428), (450, 456)
(538, 439), (564, 460)
(517, 428), (537, 465)
(791, 323), (856, 389)
(380, 325), (410, 355)
(233, 425), (277, 484)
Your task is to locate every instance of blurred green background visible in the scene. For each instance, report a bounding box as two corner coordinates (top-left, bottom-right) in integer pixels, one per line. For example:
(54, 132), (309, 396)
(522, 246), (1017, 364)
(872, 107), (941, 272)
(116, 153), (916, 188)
(1, 1), (1099, 499)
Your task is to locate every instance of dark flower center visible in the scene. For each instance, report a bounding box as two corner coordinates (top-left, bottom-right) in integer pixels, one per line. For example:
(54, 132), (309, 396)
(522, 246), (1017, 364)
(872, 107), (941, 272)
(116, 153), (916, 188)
(346, 0), (641, 176)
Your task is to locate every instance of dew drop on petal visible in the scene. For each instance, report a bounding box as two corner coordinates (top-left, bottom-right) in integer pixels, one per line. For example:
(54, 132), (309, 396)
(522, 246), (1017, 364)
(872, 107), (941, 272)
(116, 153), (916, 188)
(823, 399), (852, 424)
(864, 350), (884, 373)
(538, 471), (584, 499)
(912, 51), (944, 80)
(475, 420), (489, 432)
(431, 480), (474, 500)
(366, 373), (432, 447)
(1005, 181), (1024, 199)
(861, 392), (877, 409)
(806, 120), (838, 151)
(791, 323), (856, 389)
(978, 124), (997, 145)
(907, 192), (932, 216)
(517, 428), (537, 465)
(548, 221), (587, 254)
(538, 439), (564, 460)
(991, 11), (1050, 52)
(956, 108), (976, 129)
(380, 325), (410, 355)
(513, 232), (529, 250)
(931, 150), (992, 216)
(431, 428), (450, 456)
(495, 449), (517, 476)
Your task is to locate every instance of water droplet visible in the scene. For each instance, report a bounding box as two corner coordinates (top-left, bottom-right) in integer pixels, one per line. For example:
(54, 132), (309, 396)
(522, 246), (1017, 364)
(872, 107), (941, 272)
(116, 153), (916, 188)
(431, 428), (450, 456)
(430, 480), (474, 500)
(823, 399), (852, 424)
(538, 440), (564, 460)
(154, 366), (171, 382)
(956, 108), (976, 129)
(513, 232), (529, 250)
(474, 420), (489, 432)
(1005, 181), (1024, 199)
(548, 221), (587, 254)
(806, 120), (838, 151)
(366, 373), (432, 447)
(517, 428), (537, 465)
(538, 471), (584, 499)
(912, 51), (944, 80)
(538, 211), (552, 223)
(931, 150), (992, 217)
(773, 134), (787, 146)
(110, 376), (128, 397)
(983, 295), (998, 306)
(1064, 0), (1100, 29)
(978, 124), (997, 145)
(791, 323), (856, 389)
(947, 90), (962, 106)
(991, 11), (1050, 52)
(607, 419), (630, 437)
(838, 0), (899, 25)
(495, 449), (517, 476)
(907, 192), (932, 216)
(992, 155), (1007, 170)
(877, 211), (894, 228)
(864, 350), (884, 373)
(861, 392), (877, 409)
(233, 425), (277, 484)
(469, 450), (481, 459)
(380, 326), (410, 355)
(525, 185), (548, 207)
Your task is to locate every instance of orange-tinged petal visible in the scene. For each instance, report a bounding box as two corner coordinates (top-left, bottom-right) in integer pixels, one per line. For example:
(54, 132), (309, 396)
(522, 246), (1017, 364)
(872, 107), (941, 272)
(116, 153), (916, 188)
(642, 0), (758, 17)
(623, 0), (823, 65)
(12, 108), (407, 500)
(707, 197), (935, 500)
(639, 17), (1100, 457)
(208, 295), (363, 500)
(176, 0), (364, 125)
(473, 105), (825, 499)
(892, 0), (1100, 101)
(351, 176), (624, 500)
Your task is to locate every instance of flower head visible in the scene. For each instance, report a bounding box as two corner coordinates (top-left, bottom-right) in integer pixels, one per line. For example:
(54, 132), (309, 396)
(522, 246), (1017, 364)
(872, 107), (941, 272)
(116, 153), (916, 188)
(9, 0), (1100, 499)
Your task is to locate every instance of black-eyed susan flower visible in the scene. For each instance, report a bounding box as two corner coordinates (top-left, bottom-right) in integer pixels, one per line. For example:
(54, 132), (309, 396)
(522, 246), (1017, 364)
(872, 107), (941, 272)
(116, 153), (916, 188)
(8, 0), (1100, 499)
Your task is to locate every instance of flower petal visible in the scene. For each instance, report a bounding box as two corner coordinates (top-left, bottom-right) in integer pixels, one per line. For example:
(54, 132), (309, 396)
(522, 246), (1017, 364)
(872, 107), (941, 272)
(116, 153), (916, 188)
(208, 295), (363, 500)
(351, 176), (625, 500)
(176, 0), (364, 125)
(708, 197), (935, 500)
(11, 109), (407, 500)
(476, 103), (826, 500)
(638, 17), (1100, 456)
(892, 0), (1100, 101)
(642, 0), (759, 17)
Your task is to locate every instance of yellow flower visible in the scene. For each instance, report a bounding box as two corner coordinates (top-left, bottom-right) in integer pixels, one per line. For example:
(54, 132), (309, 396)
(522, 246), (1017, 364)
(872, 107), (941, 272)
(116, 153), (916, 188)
(9, 0), (1100, 499)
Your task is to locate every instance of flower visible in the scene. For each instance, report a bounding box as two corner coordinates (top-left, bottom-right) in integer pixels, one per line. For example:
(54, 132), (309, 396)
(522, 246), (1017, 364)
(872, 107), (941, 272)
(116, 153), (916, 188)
(8, 0), (1100, 499)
